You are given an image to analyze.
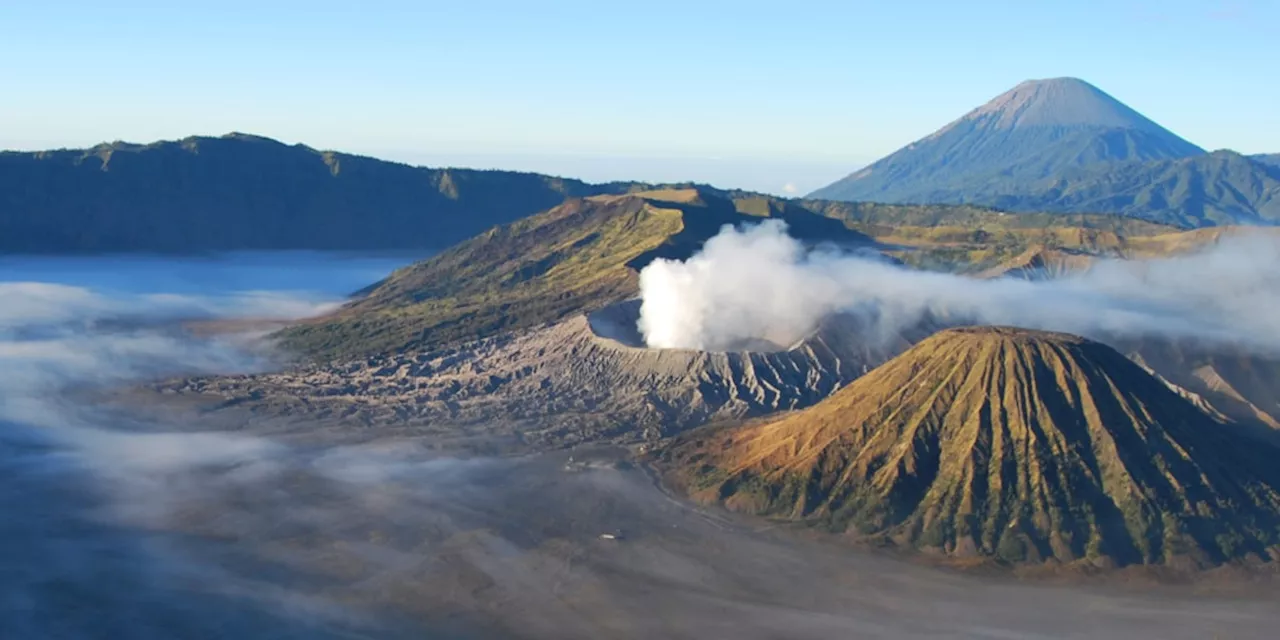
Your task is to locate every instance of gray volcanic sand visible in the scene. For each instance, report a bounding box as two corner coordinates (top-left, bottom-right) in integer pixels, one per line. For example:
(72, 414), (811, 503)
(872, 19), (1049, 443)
(116, 429), (1279, 640)
(156, 301), (926, 449)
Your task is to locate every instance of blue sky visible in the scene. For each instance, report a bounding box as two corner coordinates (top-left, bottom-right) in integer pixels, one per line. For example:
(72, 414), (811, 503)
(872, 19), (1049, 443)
(3, 0), (1277, 194)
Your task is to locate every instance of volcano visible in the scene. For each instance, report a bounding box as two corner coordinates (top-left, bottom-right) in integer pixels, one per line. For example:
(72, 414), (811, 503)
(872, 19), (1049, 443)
(163, 300), (933, 449)
(812, 78), (1203, 205)
(668, 326), (1280, 568)
(810, 78), (1280, 226)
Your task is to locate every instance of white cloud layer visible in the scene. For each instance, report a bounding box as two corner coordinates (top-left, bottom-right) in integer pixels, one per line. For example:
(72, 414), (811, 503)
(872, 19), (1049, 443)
(0, 253), (417, 637)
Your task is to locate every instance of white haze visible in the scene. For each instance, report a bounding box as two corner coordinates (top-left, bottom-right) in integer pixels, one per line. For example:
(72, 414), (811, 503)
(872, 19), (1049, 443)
(638, 220), (1280, 351)
(6, 252), (1280, 639)
(0, 252), (432, 638)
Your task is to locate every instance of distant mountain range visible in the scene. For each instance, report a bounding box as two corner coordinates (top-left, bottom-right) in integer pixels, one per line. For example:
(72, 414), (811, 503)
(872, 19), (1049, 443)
(4, 88), (1277, 256)
(812, 78), (1280, 226)
(0, 129), (1185, 256)
(0, 133), (639, 253)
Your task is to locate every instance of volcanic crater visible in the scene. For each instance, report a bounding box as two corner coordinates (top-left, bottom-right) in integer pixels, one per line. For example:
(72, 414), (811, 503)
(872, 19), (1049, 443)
(160, 300), (929, 449)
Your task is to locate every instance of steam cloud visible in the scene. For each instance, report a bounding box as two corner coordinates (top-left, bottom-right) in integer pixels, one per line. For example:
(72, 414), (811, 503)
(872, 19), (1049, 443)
(637, 220), (1280, 351)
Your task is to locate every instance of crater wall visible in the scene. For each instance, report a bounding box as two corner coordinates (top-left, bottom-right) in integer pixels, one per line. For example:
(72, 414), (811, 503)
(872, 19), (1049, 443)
(166, 302), (932, 447)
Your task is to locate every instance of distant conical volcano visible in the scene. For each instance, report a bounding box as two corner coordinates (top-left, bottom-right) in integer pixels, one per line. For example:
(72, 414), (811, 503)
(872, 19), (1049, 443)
(811, 77), (1205, 205)
(950, 77), (1182, 132)
(668, 326), (1280, 568)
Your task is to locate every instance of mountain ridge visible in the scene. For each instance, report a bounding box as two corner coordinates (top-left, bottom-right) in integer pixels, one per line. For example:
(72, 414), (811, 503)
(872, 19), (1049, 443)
(1254, 153), (1280, 168)
(274, 184), (1206, 361)
(276, 188), (874, 359)
(0, 133), (645, 254)
(3, 131), (1175, 256)
(987, 150), (1280, 227)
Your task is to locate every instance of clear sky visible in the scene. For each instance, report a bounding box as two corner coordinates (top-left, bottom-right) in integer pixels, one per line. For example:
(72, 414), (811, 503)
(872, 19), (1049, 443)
(3, 0), (1277, 194)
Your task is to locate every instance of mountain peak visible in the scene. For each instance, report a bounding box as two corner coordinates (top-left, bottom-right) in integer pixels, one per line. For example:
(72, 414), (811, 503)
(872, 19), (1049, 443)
(961, 77), (1165, 132)
(670, 326), (1280, 567)
(217, 132), (288, 145)
(1018, 76), (1090, 86)
(810, 78), (1209, 213)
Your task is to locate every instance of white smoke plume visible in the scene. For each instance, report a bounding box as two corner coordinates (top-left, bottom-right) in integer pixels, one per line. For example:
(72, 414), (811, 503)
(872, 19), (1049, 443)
(637, 220), (1280, 351)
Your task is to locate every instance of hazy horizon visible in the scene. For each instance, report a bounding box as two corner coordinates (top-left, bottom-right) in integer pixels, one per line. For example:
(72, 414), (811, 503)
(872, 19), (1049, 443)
(4, 1), (1278, 195)
(0, 132), (866, 196)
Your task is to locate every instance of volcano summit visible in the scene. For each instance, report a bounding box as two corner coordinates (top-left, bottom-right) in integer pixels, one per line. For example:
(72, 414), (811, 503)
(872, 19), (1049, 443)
(812, 78), (1280, 226)
(812, 78), (1203, 204)
(668, 326), (1280, 569)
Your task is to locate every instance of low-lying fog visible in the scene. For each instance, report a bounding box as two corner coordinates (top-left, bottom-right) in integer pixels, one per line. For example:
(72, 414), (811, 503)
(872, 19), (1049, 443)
(2, 252), (1277, 639)
(0, 252), (417, 638)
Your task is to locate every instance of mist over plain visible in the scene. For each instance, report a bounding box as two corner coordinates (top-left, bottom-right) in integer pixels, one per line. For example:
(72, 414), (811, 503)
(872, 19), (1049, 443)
(2, 251), (1278, 639)
(0, 253), (433, 638)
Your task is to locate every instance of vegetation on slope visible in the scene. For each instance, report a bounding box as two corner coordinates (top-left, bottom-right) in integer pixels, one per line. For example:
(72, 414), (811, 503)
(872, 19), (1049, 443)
(788, 198), (1178, 233)
(278, 189), (870, 359)
(0, 129), (1215, 257)
(988, 150), (1280, 227)
(0, 133), (639, 253)
(732, 191), (1189, 273)
(816, 149), (1280, 228)
(811, 203), (1184, 274)
(665, 327), (1280, 568)
(279, 182), (1238, 360)
(818, 149), (1280, 228)
(967, 226), (1273, 279)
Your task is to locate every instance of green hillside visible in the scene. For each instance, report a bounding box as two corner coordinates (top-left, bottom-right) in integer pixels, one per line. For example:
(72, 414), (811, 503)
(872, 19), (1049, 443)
(988, 150), (1280, 227)
(278, 188), (870, 359)
(0, 133), (637, 253)
(277, 184), (1220, 360)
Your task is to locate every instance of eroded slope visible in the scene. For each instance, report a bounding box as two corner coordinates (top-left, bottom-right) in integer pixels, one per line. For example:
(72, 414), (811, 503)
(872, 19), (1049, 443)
(667, 327), (1280, 568)
(279, 189), (870, 360)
